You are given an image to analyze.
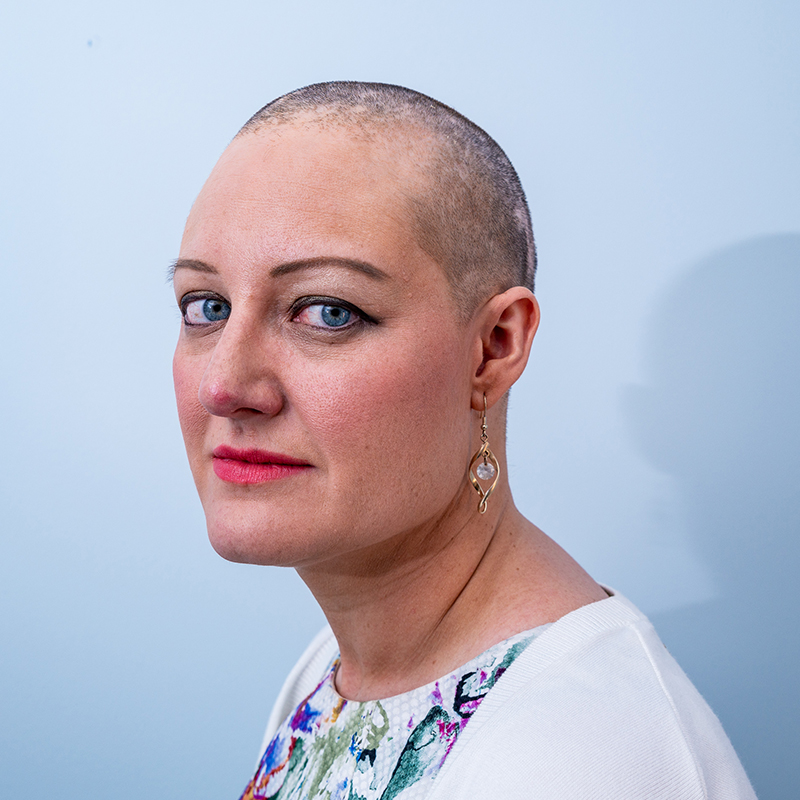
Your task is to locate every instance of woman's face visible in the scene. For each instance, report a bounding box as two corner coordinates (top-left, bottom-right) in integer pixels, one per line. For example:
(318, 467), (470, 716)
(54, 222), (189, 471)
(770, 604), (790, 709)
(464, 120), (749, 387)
(173, 126), (479, 568)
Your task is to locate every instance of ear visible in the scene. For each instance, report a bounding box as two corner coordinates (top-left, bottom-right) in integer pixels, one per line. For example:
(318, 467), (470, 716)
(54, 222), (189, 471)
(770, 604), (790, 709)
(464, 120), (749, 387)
(470, 288), (540, 410)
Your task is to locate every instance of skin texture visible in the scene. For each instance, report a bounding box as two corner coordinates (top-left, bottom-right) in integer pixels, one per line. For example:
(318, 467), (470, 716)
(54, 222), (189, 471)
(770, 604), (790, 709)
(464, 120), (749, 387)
(173, 123), (607, 701)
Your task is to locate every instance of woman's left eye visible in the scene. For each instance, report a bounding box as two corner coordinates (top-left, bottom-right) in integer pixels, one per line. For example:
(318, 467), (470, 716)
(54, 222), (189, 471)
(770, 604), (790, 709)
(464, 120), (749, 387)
(294, 302), (359, 330)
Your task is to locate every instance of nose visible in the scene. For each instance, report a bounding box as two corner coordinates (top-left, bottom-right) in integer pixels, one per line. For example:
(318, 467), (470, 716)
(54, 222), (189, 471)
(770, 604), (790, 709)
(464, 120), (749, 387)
(197, 317), (284, 419)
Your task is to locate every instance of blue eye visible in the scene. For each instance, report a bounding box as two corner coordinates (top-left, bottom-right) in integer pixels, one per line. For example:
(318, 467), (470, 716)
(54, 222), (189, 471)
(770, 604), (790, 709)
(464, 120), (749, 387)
(321, 305), (351, 327)
(183, 297), (231, 325)
(295, 303), (357, 329)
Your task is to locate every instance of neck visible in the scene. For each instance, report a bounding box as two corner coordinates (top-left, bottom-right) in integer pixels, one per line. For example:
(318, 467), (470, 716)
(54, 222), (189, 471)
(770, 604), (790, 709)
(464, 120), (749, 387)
(295, 481), (607, 701)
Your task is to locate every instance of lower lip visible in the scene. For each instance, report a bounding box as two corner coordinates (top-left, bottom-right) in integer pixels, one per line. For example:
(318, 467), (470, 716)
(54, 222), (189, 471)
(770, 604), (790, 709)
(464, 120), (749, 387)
(212, 458), (311, 485)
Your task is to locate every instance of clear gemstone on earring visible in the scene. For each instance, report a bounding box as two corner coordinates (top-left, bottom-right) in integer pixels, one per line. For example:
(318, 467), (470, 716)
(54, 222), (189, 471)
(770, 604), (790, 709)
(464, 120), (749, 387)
(476, 462), (496, 481)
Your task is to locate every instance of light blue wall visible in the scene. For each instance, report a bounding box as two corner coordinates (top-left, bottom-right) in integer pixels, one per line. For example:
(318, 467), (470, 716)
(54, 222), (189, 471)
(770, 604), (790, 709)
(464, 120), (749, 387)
(1, 1), (797, 797)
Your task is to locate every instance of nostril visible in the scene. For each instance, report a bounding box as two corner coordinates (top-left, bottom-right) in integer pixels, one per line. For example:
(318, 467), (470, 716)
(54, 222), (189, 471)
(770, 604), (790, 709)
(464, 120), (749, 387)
(237, 407), (265, 417)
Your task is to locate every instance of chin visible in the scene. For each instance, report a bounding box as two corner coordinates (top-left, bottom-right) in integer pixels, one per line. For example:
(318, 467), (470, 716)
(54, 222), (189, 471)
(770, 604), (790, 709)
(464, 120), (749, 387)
(204, 509), (335, 568)
(207, 520), (294, 566)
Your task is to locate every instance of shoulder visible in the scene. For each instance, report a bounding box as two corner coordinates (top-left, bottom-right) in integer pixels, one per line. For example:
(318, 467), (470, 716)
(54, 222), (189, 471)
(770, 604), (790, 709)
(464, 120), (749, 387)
(429, 590), (756, 800)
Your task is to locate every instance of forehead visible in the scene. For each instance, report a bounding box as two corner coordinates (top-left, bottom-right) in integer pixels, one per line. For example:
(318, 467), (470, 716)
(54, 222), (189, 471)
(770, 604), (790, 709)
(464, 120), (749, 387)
(181, 124), (431, 272)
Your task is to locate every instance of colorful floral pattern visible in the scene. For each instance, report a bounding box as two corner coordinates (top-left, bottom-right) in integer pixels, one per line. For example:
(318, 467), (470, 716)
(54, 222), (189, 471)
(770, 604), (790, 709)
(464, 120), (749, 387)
(239, 626), (548, 800)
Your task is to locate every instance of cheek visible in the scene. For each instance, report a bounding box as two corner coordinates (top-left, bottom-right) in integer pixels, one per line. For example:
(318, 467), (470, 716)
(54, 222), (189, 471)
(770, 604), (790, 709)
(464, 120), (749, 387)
(295, 332), (471, 487)
(173, 348), (207, 454)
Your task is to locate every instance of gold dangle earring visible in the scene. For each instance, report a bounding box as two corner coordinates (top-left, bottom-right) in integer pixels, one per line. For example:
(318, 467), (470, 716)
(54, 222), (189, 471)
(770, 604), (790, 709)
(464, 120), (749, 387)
(469, 394), (500, 514)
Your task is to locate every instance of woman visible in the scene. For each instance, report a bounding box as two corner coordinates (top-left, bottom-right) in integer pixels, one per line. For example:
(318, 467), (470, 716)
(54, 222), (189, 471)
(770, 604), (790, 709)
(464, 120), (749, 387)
(172, 82), (755, 799)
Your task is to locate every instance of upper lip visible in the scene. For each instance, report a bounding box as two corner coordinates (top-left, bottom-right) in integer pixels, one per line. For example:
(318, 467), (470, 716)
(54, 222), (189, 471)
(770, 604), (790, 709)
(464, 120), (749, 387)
(212, 445), (311, 466)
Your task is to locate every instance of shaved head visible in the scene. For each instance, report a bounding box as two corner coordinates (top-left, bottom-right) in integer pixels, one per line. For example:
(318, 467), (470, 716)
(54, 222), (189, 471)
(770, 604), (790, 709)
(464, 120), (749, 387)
(237, 82), (536, 318)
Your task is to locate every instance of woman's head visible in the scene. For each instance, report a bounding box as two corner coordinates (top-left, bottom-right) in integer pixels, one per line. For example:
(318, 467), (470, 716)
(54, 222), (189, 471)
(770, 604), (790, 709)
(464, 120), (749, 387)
(172, 83), (539, 568)
(238, 81), (537, 319)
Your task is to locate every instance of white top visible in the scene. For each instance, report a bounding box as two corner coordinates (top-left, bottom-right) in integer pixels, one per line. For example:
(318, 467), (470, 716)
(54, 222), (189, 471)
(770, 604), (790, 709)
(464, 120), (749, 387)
(244, 626), (550, 799)
(257, 589), (757, 799)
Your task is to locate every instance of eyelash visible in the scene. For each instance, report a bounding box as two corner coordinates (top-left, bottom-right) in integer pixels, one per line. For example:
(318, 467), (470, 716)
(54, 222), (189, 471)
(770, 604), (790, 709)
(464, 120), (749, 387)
(178, 293), (377, 331)
(288, 296), (377, 331)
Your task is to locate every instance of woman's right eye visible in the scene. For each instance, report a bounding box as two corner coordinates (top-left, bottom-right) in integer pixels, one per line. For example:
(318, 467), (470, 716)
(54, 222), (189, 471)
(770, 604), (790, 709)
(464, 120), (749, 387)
(182, 297), (231, 326)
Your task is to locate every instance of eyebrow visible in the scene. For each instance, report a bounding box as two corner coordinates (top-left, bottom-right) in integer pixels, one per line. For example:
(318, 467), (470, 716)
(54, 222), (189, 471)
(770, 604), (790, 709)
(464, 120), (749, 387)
(270, 257), (388, 281)
(167, 258), (217, 281)
(167, 256), (388, 283)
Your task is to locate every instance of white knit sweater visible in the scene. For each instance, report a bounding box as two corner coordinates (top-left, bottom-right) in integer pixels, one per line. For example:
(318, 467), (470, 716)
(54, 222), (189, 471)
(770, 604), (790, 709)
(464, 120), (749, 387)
(260, 590), (756, 799)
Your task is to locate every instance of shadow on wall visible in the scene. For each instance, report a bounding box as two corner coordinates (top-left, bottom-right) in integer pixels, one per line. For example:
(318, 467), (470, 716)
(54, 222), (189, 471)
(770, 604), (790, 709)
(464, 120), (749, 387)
(623, 234), (800, 800)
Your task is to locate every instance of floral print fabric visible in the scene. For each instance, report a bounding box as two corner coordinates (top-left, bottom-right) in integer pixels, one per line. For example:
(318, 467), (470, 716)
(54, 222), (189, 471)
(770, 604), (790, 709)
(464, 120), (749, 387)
(239, 625), (548, 800)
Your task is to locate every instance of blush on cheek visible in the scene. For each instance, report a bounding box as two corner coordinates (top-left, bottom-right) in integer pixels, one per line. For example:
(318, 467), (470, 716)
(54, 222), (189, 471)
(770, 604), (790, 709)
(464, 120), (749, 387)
(304, 340), (468, 485)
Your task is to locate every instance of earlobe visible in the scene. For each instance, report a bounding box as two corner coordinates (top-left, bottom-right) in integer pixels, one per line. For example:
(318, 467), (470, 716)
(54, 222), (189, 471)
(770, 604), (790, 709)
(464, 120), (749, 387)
(471, 289), (540, 410)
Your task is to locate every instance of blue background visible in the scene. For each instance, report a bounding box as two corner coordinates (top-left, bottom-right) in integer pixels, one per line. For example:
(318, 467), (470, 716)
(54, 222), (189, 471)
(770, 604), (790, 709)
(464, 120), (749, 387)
(1, 1), (798, 797)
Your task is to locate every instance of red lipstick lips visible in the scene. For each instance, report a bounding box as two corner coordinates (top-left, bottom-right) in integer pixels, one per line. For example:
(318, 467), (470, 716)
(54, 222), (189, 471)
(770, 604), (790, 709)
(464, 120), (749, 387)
(212, 445), (312, 484)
